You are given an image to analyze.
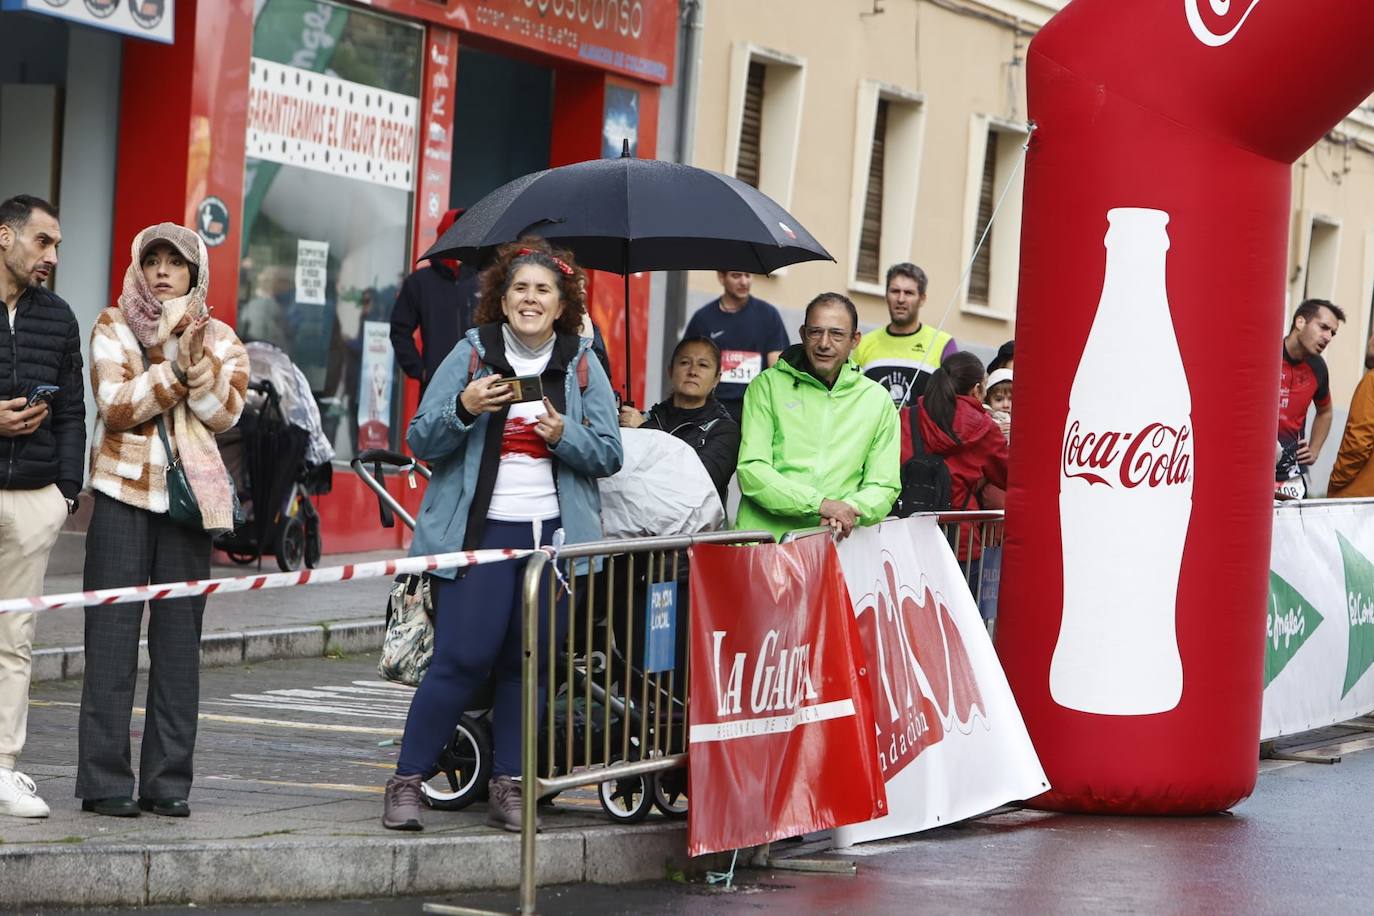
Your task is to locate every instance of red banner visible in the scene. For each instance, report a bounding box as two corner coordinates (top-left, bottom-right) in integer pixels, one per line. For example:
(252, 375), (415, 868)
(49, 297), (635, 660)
(688, 538), (886, 857)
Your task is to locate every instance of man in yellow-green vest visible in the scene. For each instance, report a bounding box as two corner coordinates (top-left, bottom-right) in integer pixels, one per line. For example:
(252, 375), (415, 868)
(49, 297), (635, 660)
(853, 262), (957, 408)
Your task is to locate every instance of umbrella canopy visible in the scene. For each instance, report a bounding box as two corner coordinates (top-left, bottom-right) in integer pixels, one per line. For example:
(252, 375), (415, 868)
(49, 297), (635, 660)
(422, 146), (833, 400)
(421, 152), (833, 274)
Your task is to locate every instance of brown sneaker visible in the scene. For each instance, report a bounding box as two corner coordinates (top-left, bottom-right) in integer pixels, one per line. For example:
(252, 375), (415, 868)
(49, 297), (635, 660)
(382, 774), (424, 831)
(486, 775), (539, 833)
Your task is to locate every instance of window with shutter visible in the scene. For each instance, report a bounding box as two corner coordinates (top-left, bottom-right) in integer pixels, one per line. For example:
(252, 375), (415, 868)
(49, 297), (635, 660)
(968, 130), (998, 306)
(856, 99), (888, 285)
(736, 61), (766, 188)
(1304, 218), (1340, 302)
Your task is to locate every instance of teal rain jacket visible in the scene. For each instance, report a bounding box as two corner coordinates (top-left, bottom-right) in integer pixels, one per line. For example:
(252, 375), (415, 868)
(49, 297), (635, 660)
(406, 327), (623, 577)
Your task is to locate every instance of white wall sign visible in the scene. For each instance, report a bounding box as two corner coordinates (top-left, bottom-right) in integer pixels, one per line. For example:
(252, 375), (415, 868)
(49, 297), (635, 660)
(246, 57), (419, 191)
(295, 239), (329, 306)
(2, 0), (174, 44)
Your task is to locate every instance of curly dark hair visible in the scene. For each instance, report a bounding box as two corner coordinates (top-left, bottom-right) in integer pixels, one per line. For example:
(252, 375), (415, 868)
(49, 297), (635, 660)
(474, 237), (587, 336)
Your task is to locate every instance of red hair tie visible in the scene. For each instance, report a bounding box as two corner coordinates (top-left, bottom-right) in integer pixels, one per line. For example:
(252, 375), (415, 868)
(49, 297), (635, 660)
(515, 247), (575, 276)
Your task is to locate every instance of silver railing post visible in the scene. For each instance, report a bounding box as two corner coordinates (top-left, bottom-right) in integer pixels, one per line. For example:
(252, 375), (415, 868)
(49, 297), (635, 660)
(519, 549), (549, 916)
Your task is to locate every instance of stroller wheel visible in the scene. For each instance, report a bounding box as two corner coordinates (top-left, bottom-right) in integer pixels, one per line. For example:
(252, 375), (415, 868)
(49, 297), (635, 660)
(304, 523), (322, 569)
(652, 768), (688, 819)
(421, 715), (492, 811)
(275, 516), (305, 572)
(302, 501), (322, 569)
(598, 772), (653, 823)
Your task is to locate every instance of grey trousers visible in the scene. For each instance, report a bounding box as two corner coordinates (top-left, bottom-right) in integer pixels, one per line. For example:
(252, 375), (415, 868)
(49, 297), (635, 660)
(76, 493), (210, 801)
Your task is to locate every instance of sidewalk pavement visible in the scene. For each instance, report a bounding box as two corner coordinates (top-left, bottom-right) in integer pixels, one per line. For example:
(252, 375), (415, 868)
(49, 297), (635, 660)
(31, 531), (396, 681)
(1, 654), (690, 908)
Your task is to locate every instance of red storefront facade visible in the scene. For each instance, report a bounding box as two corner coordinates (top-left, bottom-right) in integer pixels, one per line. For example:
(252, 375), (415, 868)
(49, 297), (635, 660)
(109, 0), (675, 553)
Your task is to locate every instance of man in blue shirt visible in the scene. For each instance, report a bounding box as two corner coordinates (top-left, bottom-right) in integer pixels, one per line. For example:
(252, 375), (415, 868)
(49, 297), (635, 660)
(683, 271), (789, 423)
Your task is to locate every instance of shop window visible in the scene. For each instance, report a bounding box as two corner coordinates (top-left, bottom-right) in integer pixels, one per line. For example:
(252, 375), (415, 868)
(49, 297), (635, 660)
(847, 81), (926, 295)
(238, 0), (423, 464)
(724, 44), (805, 210)
(961, 116), (1027, 320)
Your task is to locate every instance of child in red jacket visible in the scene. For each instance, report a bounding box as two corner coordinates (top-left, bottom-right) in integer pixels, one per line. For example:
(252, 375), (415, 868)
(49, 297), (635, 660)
(980, 367), (1013, 510)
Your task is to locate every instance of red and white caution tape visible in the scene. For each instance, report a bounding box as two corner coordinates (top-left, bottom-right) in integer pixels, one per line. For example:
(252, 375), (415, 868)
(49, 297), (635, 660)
(0, 548), (533, 615)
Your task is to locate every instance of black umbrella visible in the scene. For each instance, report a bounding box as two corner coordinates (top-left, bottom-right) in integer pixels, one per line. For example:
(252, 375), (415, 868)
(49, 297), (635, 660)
(421, 142), (833, 398)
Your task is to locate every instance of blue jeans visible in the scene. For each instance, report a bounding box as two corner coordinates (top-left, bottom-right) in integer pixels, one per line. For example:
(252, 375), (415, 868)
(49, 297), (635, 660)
(396, 517), (566, 779)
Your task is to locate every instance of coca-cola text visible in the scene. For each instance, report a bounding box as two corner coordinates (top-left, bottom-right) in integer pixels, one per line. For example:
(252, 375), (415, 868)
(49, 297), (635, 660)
(1061, 420), (1193, 489)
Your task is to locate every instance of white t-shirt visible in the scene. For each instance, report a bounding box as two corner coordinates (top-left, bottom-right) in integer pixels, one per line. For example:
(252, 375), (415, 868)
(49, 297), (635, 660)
(488, 349), (559, 522)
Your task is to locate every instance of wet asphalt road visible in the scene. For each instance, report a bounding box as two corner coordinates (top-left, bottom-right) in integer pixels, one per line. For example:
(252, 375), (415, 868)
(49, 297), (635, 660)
(11, 652), (1374, 915)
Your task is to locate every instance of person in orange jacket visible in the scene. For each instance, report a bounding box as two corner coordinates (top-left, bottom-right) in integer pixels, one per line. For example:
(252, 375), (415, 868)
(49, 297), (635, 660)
(1329, 332), (1374, 497)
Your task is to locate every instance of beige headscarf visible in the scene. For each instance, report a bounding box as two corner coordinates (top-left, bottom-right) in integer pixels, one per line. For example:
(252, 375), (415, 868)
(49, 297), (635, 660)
(121, 223), (208, 347)
(119, 224), (235, 532)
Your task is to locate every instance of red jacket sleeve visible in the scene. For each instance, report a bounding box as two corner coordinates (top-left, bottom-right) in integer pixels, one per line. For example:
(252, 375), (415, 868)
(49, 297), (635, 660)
(978, 425), (1010, 491)
(899, 407), (915, 464)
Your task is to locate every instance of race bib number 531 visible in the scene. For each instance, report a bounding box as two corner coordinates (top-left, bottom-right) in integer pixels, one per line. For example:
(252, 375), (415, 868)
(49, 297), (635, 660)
(721, 350), (763, 384)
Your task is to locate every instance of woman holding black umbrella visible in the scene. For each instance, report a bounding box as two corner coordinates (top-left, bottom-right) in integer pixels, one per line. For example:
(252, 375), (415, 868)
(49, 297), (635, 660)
(382, 240), (622, 833)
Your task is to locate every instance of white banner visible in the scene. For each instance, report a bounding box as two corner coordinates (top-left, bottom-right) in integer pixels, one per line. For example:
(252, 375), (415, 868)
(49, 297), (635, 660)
(833, 517), (1047, 846)
(246, 57), (419, 191)
(4, 0), (173, 44)
(356, 321), (395, 453)
(1263, 501), (1374, 739)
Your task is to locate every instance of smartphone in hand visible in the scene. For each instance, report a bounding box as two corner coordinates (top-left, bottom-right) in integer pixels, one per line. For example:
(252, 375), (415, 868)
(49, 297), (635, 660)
(27, 385), (59, 407)
(496, 374), (545, 404)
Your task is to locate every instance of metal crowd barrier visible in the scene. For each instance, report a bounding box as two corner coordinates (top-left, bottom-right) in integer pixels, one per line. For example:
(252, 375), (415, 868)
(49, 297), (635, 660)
(511, 529), (773, 915)
(937, 510), (1006, 626)
(433, 511), (1004, 915)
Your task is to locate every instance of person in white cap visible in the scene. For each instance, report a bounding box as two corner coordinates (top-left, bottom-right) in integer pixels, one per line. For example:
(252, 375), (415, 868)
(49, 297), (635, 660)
(984, 366), (1013, 442)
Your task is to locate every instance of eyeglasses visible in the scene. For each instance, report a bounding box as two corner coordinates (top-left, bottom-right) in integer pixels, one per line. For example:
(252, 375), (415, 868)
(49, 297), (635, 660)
(802, 326), (854, 343)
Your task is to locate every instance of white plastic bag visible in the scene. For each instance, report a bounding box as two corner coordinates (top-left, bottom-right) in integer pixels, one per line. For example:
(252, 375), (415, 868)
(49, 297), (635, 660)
(599, 428), (725, 537)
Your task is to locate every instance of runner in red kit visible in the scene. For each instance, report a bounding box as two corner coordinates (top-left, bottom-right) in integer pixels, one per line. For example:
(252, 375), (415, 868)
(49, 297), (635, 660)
(1277, 299), (1344, 495)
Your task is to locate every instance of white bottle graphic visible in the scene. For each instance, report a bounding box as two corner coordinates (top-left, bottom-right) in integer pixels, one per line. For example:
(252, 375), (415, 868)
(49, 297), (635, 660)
(1052, 208), (1193, 716)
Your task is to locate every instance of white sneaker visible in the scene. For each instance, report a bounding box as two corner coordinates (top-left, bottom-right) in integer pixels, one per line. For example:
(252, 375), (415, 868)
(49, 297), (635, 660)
(0, 767), (50, 818)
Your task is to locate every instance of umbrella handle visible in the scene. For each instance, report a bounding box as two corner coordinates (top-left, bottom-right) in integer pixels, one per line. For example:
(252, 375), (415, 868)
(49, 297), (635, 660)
(623, 248), (633, 404)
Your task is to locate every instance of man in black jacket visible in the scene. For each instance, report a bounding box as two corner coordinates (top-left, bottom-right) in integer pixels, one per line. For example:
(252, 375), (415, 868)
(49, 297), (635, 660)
(390, 209), (480, 391)
(0, 195), (85, 819)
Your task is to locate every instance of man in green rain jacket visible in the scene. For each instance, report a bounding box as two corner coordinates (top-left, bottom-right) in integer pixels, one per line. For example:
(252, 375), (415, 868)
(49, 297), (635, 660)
(736, 292), (901, 540)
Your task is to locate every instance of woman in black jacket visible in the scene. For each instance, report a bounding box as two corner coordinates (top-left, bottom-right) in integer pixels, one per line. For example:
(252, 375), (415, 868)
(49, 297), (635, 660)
(619, 336), (740, 505)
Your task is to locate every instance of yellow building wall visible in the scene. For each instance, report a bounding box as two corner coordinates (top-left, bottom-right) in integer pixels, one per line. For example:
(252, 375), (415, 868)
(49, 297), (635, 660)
(685, 0), (1053, 349)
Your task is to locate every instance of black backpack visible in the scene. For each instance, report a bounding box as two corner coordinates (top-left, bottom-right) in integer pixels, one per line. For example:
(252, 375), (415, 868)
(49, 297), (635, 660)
(893, 414), (953, 517)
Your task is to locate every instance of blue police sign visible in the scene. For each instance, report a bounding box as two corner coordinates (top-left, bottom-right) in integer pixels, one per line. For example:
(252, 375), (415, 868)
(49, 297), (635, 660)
(643, 582), (677, 674)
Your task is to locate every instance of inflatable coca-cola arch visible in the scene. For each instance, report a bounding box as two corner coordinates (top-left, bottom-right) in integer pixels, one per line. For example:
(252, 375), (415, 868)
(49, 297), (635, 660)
(996, 0), (1374, 813)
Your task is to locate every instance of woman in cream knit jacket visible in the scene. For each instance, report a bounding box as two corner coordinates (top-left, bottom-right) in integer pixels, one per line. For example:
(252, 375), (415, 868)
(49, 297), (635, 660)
(78, 223), (247, 819)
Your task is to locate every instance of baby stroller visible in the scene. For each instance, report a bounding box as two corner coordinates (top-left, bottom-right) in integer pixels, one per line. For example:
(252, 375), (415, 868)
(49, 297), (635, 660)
(215, 342), (334, 571)
(354, 449), (687, 823)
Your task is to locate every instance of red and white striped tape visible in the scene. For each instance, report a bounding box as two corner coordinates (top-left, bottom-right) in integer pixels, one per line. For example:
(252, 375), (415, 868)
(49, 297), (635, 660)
(0, 548), (534, 615)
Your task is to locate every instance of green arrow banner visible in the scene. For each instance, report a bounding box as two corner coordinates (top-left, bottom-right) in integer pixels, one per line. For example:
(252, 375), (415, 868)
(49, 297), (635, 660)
(1264, 571), (1323, 688)
(1337, 531), (1374, 698)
